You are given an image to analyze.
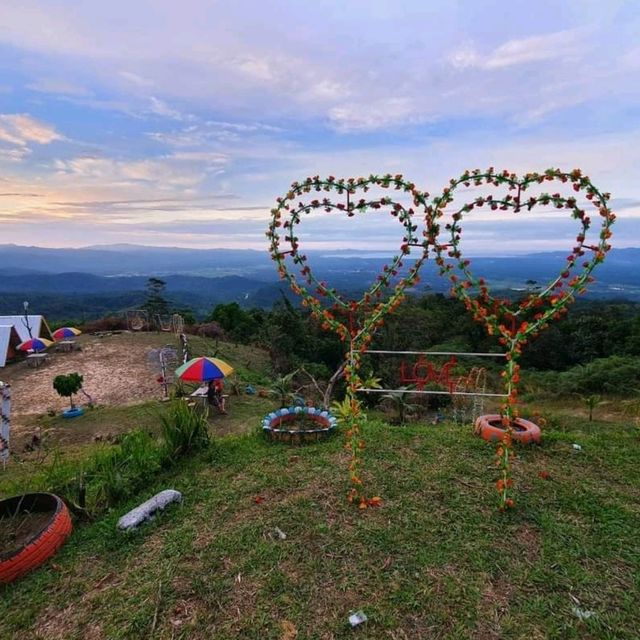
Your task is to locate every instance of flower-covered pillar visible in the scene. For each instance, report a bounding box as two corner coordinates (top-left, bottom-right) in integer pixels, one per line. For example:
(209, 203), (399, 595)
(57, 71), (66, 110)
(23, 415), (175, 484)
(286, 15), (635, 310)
(431, 167), (615, 509)
(268, 175), (431, 507)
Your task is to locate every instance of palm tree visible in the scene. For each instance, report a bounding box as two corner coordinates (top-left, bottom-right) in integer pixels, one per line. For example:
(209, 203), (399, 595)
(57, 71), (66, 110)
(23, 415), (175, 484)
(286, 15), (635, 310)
(269, 371), (298, 408)
(584, 394), (602, 422)
(382, 386), (418, 425)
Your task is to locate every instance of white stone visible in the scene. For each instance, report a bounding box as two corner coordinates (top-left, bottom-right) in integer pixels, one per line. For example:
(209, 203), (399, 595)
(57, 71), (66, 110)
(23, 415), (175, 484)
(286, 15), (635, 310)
(117, 490), (182, 530)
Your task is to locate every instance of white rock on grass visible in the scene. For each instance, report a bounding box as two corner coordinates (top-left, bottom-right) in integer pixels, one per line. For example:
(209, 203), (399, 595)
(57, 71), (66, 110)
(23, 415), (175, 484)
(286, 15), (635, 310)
(117, 489), (182, 531)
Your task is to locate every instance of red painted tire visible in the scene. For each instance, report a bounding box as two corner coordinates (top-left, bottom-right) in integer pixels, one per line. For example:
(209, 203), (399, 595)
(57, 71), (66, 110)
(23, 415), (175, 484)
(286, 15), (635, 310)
(474, 414), (542, 445)
(0, 493), (73, 584)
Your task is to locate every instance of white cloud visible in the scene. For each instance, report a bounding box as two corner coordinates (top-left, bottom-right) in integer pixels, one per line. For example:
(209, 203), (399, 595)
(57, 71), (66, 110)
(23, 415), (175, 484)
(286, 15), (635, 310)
(448, 29), (586, 71)
(0, 2), (639, 249)
(0, 3), (636, 133)
(148, 96), (184, 120)
(0, 146), (32, 162)
(484, 29), (585, 69)
(27, 79), (91, 97)
(166, 151), (228, 164)
(119, 71), (154, 87)
(449, 46), (480, 70)
(328, 98), (420, 132)
(0, 2), (98, 57)
(146, 121), (284, 157)
(53, 156), (206, 188)
(235, 56), (275, 82)
(0, 114), (63, 146)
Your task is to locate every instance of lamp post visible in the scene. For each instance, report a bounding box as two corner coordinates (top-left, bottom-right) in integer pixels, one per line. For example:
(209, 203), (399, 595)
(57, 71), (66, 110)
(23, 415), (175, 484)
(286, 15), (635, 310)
(22, 300), (33, 340)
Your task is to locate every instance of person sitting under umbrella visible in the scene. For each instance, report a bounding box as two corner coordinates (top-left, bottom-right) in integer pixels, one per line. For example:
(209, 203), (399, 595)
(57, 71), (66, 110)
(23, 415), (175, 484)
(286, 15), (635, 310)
(207, 379), (227, 414)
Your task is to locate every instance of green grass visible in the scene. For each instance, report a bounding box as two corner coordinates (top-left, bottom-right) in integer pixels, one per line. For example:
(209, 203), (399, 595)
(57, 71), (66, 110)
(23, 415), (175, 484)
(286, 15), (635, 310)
(1, 407), (639, 639)
(0, 402), (173, 498)
(186, 335), (274, 388)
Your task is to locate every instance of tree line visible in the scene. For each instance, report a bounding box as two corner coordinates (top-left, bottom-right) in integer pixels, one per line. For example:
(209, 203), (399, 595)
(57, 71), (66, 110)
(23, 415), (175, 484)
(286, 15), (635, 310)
(205, 295), (640, 375)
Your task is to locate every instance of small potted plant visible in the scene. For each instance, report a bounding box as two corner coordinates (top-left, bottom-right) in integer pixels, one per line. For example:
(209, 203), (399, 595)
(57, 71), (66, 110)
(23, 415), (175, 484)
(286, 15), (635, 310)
(53, 373), (85, 418)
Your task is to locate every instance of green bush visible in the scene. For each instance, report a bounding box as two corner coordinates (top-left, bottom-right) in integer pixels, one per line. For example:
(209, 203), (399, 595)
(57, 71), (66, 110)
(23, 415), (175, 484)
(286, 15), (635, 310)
(421, 382), (453, 411)
(89, 430), (163, 510)
(43, 451), (80, 498)
(557, 356), (640, 396)
(160, 400), (210, 459)
(53, 373), (84, 409)
(300, 362), (332, 381)
(35, 406), (210, 518)
(40, 431), (163, 516)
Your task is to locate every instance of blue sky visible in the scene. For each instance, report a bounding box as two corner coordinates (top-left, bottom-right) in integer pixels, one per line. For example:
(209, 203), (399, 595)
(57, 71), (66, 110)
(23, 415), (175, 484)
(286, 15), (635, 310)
(0, 0), (638, 253)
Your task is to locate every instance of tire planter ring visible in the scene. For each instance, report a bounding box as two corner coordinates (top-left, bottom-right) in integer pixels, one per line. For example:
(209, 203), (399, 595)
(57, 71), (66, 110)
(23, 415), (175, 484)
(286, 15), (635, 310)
(475, 414), (542, 445)
(0, 493), (73, 584)
(63, 407), (84, 419)
(263, 407), (337, 444)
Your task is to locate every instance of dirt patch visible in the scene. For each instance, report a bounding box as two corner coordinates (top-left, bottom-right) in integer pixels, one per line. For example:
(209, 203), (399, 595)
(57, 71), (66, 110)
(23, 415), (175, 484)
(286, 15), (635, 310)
(34, 603), (79, 640)
(474, 574), (514, 640)
(35, 606), (107, 640)
(168, 598), (205, 631)
(0, 332), (175, 434)
(516, 524), (541, 563)
(0, 510), (52, 555)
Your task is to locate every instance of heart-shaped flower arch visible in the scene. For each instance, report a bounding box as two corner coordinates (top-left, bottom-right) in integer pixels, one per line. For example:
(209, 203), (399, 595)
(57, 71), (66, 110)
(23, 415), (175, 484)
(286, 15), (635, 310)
(267, 168), (615, 512)
(267, 174), (431, 507)
(429, 167), (615, 509)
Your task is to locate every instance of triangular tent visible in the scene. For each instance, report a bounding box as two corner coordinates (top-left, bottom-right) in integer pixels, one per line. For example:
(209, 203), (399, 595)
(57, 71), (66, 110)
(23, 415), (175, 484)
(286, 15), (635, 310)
(0, 325), (22, 368)
(0, 315), (53, 343)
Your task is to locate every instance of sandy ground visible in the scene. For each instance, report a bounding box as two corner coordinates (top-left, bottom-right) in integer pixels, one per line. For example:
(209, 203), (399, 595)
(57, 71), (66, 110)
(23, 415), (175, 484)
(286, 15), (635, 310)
(0, 332), (177, 433)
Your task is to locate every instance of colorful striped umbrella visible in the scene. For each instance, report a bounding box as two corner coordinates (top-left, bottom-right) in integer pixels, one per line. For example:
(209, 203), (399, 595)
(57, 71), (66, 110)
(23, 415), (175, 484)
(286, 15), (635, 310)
(17, 337), (54, 352)
(52, 327), (82, 341)
(175, 357), (234, 382)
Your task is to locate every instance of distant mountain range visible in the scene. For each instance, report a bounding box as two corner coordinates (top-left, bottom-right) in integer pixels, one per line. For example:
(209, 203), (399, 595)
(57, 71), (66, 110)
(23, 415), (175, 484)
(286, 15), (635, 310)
(0, 243), (273, 278)
(0, 244), (638, 320)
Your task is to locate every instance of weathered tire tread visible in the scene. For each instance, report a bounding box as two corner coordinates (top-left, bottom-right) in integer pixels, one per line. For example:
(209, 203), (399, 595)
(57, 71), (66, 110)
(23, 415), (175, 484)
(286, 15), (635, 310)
(0, 493), (73, 584)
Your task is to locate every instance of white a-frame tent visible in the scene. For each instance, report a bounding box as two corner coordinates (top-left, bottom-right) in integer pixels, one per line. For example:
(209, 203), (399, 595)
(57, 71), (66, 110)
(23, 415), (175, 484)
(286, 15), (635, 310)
(0, 315), (53, 367)
(0, 325), (22, 368)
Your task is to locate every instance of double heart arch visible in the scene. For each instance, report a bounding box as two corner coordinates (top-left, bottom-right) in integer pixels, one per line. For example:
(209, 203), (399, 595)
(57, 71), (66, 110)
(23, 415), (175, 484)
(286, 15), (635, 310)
(268, 168), (615, 510)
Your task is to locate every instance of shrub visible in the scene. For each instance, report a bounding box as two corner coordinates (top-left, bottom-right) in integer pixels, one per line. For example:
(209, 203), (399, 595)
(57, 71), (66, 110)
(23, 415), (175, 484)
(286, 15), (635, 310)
(53, 373), (84, 409)
(195, 321), (225, 340)
(39, 413), (208, 518)
(160, 400), (210, 458)
(40, 430), (163, 516)
(269, 372), (297, 408)
(557, 356), (640, 396)
(381, 387), (419, 425)
(420, 382), (453, 411)
(80, 316), (127, 333)
(89, 430), (162, 510)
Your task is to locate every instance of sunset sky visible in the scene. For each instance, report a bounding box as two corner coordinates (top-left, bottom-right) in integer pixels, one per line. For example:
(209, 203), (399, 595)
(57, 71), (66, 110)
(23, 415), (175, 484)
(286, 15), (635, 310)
(0, 0), (639, 253)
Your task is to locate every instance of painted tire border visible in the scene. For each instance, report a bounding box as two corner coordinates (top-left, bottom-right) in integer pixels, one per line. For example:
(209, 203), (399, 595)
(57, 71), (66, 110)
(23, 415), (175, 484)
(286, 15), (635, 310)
(262, 406), (337, 443)
(62, 407), (84, 419)
(475, 414), (542, 445)
(0, 492), (73, 584)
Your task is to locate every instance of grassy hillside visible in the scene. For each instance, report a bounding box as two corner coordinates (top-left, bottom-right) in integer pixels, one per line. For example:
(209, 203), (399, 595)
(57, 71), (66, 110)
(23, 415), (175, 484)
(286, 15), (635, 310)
(1, 406), (638, 639)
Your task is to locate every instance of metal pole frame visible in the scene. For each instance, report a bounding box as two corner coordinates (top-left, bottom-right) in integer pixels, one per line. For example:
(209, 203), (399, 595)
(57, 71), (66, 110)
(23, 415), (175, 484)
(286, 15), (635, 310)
(352, 348), (508, 398)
